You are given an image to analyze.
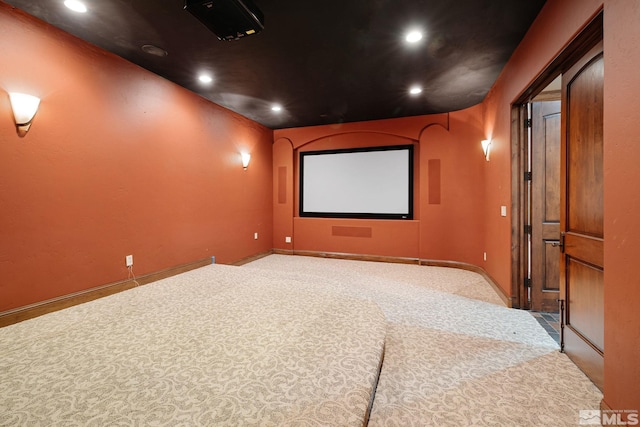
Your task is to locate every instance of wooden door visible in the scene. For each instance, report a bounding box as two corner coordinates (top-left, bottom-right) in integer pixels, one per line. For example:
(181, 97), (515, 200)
(560, 42), (604, 390)
(531, 101), (561, 312)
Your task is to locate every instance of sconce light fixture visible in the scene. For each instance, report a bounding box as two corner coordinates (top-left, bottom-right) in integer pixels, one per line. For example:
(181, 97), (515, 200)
(241, 152), (251, 170)
(481, 139), (492, 161)
(9, 92), (41, 134)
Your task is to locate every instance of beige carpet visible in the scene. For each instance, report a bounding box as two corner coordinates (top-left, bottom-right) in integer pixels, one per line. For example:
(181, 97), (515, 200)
(242, 255), (603, 426)
(0, 264), (386, 426)
(1, 254), (603, 426)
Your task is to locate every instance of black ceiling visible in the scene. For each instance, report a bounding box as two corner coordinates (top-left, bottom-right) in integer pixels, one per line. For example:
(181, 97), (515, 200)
(5, 0), (546, 129)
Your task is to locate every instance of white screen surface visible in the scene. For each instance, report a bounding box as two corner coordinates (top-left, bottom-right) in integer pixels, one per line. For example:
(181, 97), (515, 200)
(300, 146), (412, 219)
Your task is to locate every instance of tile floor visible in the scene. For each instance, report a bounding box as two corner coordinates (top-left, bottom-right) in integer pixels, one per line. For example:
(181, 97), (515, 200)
(531, 311), (560, 344)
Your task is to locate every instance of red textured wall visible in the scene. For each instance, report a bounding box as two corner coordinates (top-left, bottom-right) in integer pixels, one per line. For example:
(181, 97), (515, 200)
(0, 4), (273, 311)
(483, 0), (640, 412)
(602, 0), (640, 414)
(419, 106), (486, 265)
(273, 107), (486, 265)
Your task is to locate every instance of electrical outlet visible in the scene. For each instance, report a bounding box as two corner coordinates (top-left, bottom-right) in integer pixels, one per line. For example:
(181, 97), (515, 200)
(125, 255), (133, 267)
(285, 236), (292, 243)
(254, 232), (258, 240)
(501, 206), (507, 217)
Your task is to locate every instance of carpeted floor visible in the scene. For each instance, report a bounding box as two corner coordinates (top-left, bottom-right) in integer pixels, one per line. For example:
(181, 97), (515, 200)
(0, 254), (603, 426)
(0, 263), (386, 427)
(242, 255), (603, 426)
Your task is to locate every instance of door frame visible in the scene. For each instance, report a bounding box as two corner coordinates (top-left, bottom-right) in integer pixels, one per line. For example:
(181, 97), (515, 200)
(510, 12), (603, 309)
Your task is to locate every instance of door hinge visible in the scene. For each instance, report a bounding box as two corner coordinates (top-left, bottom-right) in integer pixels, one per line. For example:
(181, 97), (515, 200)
(524, 224), (532, 234)
(524, 278), (532, 288)
(524, 171), (532, 181)
(525, 118), (532, 128)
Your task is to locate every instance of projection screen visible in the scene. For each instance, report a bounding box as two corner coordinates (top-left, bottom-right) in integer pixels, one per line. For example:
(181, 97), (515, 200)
(299, 145), (413, 219)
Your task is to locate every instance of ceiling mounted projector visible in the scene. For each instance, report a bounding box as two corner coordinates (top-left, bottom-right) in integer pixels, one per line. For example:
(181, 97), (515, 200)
(184, 0), (264, 41)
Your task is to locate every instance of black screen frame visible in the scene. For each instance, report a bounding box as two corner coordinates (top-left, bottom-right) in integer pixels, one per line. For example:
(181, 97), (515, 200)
(299, 145), (414, 220)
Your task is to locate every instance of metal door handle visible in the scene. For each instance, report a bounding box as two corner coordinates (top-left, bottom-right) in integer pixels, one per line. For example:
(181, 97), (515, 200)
(551, 232), (565, 252)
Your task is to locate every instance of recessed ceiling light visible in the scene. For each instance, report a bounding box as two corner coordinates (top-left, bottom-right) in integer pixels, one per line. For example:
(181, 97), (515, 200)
(64, 0), (87, 13)
(409, 86), (423, 95)
(271, 104), (282, 112)
(198, 74), (213, 84)
(405, 30), (423, 43)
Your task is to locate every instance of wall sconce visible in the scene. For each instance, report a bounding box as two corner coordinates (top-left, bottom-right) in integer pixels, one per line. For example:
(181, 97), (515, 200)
(241, 152), (251, 170)
(9, 92), (41, 134)
(481, 139), (492, 161)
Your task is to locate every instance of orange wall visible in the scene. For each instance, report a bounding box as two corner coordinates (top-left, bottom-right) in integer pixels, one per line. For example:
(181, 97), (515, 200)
(0, 3), (273, 311)
(273, 106), (486, 265)
(483, 0), (639, 412)
(602, 0), (640, 415)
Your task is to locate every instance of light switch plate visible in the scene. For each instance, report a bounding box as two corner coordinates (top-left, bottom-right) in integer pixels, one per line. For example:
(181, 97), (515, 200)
(501, 206), (507, 217)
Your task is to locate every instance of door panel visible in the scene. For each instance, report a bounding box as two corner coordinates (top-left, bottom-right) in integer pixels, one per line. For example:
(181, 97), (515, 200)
(543, 244), (560, 296)
(564, 233), (604, 267)
(560, 42), (604, 390)
(531, 101), (561, 312)
(566, 258), (604, 352)
(567, 62), (605, 237)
